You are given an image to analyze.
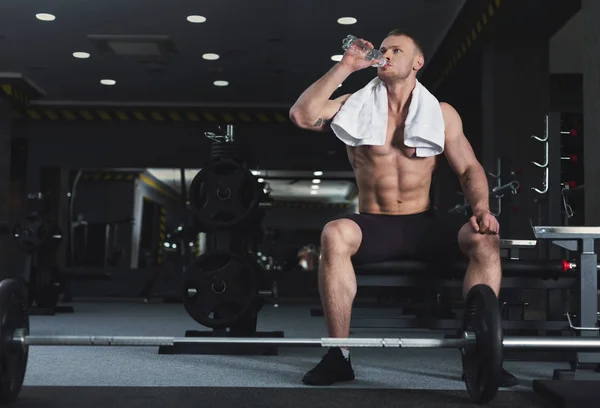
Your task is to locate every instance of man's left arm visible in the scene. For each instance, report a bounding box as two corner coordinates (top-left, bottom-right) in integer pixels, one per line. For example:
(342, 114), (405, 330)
(441, 102), (498, 234)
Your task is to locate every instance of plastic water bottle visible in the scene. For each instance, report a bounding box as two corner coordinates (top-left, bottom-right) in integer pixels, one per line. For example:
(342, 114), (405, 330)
(341, 35), (386, 67)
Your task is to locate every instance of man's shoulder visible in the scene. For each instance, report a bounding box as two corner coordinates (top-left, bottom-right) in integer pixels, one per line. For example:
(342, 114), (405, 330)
(438, 101), (461, 124)
(439, 101), (457, 114)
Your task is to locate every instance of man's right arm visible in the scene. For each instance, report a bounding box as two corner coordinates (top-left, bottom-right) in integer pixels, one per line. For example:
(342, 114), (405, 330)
(289, 63), (354, 132)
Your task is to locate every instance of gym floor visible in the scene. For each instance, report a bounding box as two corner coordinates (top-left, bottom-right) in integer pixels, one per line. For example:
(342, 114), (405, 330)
(14, 300), (562, 407)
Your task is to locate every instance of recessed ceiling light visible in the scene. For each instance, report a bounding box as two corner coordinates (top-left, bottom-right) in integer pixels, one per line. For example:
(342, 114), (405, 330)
(331, 55), (343, 62)
(36, 13), (56, 22)
(312, 179), (321, 184)
(202, 53), (219, 60)
(311, 185), (319, 190)
(257, 178), (265, 183)
(187, 15), (207, 23)
(73, 52), (90, 59)
(337, 17), (357, 25)
(214, 80), (229, 87)
(313, 171), (323, 176)
(100, 79), (116, 86)
(310, 190), (318, 195)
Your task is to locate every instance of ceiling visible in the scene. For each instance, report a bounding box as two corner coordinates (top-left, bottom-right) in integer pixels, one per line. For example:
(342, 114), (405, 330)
(0, 0), (466, 104)
(3, 1), (585, 202)
(1, 0), (468, 202)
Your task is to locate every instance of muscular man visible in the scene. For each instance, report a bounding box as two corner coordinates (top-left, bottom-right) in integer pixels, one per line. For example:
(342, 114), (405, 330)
(289, 29), (517, 387)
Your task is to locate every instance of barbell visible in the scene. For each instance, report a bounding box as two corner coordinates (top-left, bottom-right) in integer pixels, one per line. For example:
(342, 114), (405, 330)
(2, 278), (600, 405)
(12, 331), (600, 349)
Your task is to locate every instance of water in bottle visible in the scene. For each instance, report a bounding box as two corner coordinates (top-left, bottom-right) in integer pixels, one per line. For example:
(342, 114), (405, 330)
(341, 35), (386, 67)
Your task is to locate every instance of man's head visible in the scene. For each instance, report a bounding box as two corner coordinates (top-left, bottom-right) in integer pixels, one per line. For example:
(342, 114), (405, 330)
(377, 29), (425, 83)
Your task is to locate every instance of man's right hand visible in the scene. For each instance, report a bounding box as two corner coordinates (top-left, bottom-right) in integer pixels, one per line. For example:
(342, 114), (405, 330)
(339, 39), (380, 72)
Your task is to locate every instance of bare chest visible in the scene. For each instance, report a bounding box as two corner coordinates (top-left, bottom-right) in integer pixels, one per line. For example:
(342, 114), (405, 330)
(361, 115), (415, 158)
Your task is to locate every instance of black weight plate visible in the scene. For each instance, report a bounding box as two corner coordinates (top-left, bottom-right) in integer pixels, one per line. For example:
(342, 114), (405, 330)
(32, 265), (64, 309)
(210, 144), (243, 161)
(189, 161), (260, 231)
(13, 215), (50, 252)
(183, 251), (259, 329)
(0, 278), (29, 403)
(461, 284), (503, 404)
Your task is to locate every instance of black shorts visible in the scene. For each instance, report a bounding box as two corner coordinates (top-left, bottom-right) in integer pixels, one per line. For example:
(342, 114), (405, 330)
(333, 209), (468, 266)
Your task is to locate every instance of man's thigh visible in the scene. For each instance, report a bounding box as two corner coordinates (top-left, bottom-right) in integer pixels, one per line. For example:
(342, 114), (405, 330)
(412, 212), (468, 262)
(331, 211), (438, 266)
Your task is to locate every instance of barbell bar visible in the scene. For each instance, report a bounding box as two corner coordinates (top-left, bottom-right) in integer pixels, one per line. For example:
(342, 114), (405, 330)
(12, 329), (600, 350)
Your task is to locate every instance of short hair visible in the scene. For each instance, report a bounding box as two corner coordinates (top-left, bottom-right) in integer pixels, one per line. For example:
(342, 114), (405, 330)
(386, 29), (425, 57)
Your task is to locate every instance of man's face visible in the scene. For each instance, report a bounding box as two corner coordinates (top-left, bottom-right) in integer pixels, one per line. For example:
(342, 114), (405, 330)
(377, 35), (424, 83)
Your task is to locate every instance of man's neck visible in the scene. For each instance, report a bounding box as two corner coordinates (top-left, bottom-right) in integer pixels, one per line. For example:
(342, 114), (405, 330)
(385, 78), (417, 115)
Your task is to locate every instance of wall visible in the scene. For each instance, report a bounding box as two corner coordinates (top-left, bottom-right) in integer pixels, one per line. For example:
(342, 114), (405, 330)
(550, 74), (583, 113)
(16, 121), (352, 187)
(549, 9), (584, 74)
(71, 178), (135, 267)
(73, 179), (135, 223)
(582, 0), (600, 227)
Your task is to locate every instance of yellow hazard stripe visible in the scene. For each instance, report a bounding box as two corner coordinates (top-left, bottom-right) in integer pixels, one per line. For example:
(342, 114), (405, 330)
(0, 84), (30, 106)
(238, 113), (252, 122)
(62, 110), (77, 120)
(168, 111), (182, 121)
(15, 107), (292, 123)
(116, 110), (129, 120)
(138, 174), (177, 200)
(203, 112), (217, 122)
(79, 172), (140, 181)
(26, 110), (41, 120)
(432, 0), (501, 90)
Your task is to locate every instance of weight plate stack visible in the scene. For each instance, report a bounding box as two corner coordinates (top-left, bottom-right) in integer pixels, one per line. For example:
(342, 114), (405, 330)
(30, 266), (65, 309)
(210, 143), (244, 163)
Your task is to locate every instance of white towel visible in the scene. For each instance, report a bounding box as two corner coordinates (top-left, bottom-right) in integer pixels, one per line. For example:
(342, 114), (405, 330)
(330, 77), (445, 157)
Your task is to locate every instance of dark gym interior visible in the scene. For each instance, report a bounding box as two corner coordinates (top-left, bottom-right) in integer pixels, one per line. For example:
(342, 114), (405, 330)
(0, 0), (599, 407)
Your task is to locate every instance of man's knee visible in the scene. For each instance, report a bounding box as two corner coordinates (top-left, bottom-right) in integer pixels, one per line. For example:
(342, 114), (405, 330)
(458, 223), (500, 258)
(321, 219), (362, 258)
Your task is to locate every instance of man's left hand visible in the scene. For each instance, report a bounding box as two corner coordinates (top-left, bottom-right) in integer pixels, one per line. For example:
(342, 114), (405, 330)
(470, 211), (499, 234)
